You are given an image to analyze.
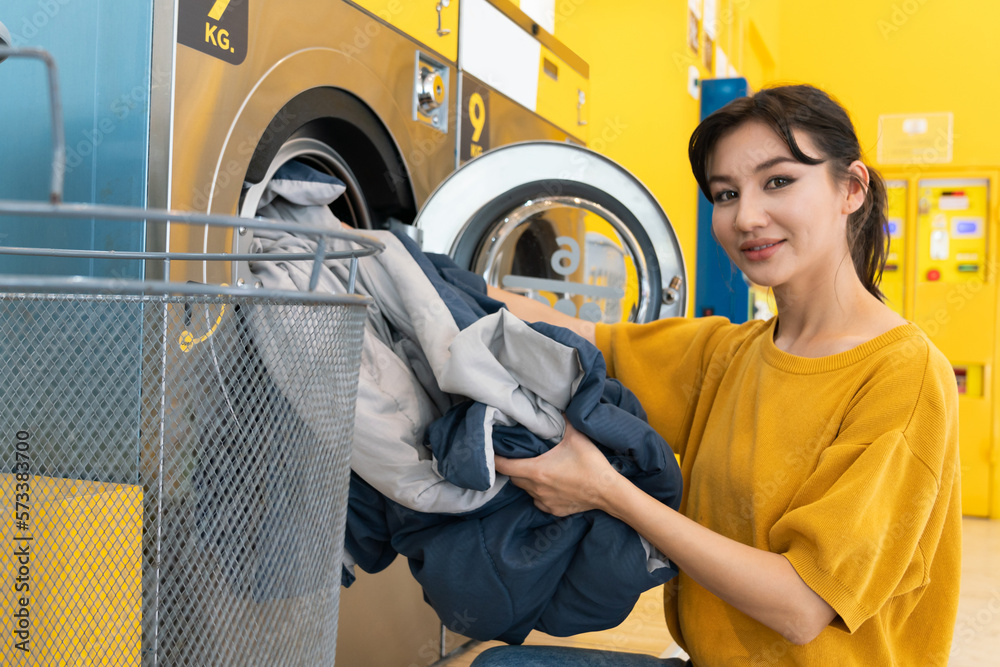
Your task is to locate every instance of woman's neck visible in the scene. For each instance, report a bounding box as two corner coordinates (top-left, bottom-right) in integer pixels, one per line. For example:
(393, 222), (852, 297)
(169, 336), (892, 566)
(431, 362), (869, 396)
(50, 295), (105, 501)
(771, 272), (904, 358)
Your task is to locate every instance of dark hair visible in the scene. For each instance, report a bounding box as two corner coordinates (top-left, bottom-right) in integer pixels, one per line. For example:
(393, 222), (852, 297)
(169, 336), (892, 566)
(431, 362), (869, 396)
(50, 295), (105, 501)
(688, 84), (888, 301)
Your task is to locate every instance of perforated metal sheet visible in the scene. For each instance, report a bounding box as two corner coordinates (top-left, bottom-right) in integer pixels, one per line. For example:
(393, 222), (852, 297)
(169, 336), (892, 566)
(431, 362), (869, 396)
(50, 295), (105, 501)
(1, 292), (366, 666)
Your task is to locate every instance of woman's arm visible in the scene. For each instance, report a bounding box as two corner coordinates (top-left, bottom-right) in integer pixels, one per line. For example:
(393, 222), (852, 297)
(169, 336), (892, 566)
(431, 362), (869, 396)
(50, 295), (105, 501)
(495, 421), (837, 645)
(487, 286), (596, 345)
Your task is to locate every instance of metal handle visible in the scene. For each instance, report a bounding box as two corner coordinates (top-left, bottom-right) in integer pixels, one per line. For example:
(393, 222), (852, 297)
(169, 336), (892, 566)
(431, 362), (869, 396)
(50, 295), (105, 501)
(436, 0), (451, 36)
(0, 46), (65, 203)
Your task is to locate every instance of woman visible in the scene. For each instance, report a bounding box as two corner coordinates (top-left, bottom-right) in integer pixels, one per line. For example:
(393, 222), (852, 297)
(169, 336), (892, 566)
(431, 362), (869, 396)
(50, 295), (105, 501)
(474, 85), (961, 666)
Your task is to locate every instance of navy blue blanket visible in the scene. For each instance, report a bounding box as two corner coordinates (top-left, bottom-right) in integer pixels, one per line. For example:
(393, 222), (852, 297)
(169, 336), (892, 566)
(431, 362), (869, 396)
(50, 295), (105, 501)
(344, 232), (682, 643)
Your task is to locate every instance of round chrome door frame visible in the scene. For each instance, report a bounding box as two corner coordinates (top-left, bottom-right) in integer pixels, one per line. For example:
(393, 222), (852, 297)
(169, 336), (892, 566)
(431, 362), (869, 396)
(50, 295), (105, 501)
(414, 141), (688, 321)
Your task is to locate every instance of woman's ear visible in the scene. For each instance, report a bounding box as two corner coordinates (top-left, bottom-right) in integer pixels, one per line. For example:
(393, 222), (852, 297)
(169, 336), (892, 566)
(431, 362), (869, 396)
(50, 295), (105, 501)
(843, 160), (869, 215)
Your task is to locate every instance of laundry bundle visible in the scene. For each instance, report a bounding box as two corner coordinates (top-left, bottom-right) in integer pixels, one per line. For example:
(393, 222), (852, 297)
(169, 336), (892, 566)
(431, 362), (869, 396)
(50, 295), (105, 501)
(246, 161), (683, 643)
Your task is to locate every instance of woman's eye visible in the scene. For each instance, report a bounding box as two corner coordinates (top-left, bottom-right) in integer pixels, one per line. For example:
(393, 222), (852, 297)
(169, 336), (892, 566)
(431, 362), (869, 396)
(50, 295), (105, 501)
(766, 176), (793, 189)
(712, 190), (737, 203)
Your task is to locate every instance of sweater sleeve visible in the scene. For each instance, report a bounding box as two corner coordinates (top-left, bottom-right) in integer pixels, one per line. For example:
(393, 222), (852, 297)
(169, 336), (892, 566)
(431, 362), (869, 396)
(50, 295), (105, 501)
(594, 316), (739, 459)
(769, 338), (960, 633)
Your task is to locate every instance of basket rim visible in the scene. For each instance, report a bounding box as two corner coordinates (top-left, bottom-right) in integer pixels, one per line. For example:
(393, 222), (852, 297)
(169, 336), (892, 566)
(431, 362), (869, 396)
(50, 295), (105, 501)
(0, 275), (374, 306)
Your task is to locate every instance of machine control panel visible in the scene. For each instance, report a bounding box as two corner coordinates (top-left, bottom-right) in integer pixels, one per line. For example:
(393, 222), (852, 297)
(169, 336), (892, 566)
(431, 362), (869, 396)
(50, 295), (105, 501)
(916, 179), (989, 283)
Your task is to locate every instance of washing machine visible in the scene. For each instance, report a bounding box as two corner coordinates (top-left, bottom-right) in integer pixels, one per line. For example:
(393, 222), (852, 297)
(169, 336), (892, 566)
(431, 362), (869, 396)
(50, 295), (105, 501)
(0, 1), (686, 664)
(159, 0), (684, 324)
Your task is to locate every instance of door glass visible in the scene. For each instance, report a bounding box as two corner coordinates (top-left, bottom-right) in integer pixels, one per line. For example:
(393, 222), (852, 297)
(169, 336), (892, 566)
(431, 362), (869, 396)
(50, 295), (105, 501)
(472, 196), (648, 323)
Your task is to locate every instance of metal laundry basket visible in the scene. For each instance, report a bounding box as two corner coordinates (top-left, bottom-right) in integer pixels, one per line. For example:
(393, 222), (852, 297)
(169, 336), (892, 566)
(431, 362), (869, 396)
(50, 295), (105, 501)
(0, 46), (381, 666)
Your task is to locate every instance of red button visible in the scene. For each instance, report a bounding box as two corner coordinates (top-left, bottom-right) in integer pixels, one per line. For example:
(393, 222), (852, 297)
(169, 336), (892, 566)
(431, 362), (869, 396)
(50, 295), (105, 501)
(927, 269), (941, 281)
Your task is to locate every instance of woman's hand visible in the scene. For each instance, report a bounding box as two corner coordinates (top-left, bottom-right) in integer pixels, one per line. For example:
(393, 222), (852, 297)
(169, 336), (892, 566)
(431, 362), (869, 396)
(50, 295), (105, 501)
(494, 419), (624, 516)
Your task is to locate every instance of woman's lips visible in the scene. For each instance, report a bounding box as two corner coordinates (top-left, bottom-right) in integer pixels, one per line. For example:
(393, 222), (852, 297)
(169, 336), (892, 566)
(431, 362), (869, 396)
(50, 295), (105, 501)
(740, 239), (785, 261)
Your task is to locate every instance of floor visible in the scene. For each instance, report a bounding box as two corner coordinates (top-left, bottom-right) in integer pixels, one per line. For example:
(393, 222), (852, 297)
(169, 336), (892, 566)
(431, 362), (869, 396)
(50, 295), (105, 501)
(439, 517), (1000, 666)
(951, 517), (1000, 666)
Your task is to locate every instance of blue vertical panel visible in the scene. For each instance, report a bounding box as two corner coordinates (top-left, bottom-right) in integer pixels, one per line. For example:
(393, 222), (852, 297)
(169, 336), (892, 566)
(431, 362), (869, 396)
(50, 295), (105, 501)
(0, 1), (153, 279)
(0, 4), (154, 486)
(694, 77), (748, 321)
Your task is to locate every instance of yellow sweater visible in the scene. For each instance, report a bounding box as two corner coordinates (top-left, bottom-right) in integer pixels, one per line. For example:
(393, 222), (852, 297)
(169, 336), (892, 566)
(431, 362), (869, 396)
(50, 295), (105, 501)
(595, 316), (961, 666)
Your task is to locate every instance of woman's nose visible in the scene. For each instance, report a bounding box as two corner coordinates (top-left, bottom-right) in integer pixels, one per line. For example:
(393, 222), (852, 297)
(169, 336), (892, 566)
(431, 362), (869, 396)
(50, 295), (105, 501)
(733, 192), (768, 231)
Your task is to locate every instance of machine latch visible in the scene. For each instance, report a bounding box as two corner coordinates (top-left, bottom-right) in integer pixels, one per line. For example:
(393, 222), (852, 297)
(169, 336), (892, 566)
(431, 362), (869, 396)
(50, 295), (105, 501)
(413, 52), (449, 132)
(418, 67), (446, 114)
(662, 276), (684, 306)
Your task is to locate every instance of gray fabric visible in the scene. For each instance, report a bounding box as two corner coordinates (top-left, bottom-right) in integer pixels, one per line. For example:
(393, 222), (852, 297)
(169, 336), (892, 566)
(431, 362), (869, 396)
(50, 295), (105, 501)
(440, 309), (582, 442)
(257, 174), (346, 208)
(248, 193), (585, 514)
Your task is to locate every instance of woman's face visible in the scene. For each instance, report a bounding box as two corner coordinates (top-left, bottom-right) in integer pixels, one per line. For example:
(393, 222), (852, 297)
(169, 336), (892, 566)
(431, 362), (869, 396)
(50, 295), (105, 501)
(706, 121), (857, 295)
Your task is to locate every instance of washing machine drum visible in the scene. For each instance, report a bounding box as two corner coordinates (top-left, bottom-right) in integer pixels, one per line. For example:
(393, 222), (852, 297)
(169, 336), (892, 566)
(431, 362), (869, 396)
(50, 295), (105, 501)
(414, 142), (687, 324)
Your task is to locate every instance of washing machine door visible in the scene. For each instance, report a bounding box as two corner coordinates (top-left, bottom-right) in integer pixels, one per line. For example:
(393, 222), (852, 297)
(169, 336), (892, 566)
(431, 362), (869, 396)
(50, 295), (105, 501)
(414, 141), (687, 323)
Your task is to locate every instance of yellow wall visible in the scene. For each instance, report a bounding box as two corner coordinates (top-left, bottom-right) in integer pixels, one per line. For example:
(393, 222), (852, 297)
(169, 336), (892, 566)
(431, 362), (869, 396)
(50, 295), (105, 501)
(773, 1), (1000, 170)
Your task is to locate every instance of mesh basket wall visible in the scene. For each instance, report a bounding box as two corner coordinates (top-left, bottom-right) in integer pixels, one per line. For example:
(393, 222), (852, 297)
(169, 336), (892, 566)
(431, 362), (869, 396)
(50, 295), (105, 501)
(1, 292), (367, 666)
